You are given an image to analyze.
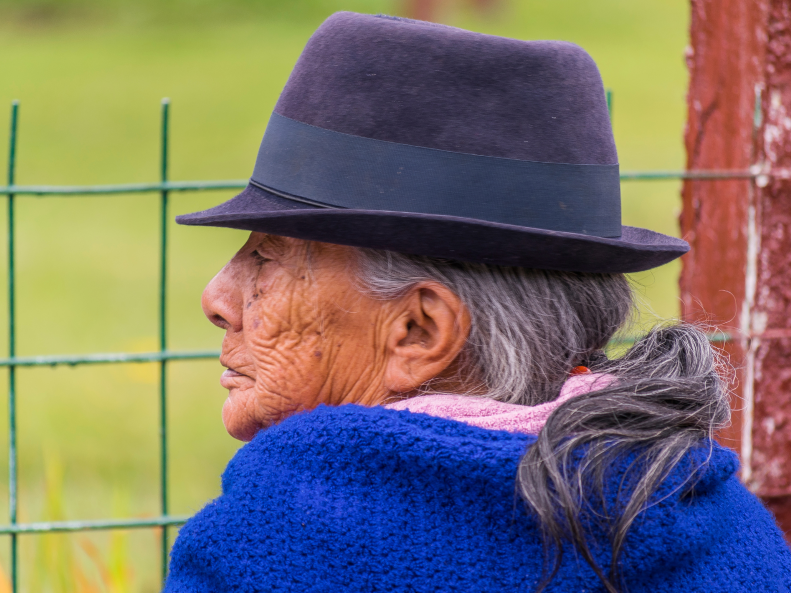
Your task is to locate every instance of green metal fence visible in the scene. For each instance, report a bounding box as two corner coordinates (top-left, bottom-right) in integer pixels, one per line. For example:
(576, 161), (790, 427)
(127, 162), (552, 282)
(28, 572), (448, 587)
(0, 94), (753, 590)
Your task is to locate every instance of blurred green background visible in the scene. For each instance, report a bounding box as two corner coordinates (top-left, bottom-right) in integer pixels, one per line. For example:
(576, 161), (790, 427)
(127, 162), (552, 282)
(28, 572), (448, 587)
(0, 0), (689, 590)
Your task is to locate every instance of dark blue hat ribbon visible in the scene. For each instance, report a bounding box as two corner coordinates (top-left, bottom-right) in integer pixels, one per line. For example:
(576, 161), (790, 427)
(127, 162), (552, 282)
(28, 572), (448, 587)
(251, 113), (622, 238)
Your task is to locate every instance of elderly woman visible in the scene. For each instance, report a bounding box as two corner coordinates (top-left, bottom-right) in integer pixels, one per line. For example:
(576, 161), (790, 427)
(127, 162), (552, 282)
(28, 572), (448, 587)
(164, 12), (791, 593)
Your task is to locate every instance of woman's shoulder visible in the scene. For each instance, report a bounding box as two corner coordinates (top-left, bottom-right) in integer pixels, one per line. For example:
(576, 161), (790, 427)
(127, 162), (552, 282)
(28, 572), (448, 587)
(221, 403), (534, 495)
(224, 404), (749, 498)
(624, 442), (791, 586)
(222, 404), (750, 514)
(168, 406), (791, 592)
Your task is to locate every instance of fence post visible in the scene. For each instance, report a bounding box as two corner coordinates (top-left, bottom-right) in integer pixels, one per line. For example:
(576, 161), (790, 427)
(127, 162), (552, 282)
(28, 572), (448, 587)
(159, 98), (171, 582)
(6, 101), (19, 593)
(681, 0), (791, 537)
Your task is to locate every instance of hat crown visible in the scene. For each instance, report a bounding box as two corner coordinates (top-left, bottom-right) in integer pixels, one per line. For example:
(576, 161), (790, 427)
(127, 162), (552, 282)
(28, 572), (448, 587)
(176, 13), (688, 274)
(275, 12), (617, 166)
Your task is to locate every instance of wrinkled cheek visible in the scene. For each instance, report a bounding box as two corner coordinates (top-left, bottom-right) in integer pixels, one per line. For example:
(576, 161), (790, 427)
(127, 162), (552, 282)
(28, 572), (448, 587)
(251, 371), (304, 418)
(250, 338), (324, 403)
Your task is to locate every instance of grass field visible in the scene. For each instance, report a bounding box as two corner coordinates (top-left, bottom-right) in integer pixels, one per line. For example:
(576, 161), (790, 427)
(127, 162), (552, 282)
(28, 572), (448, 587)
(0, 1), (689, 589)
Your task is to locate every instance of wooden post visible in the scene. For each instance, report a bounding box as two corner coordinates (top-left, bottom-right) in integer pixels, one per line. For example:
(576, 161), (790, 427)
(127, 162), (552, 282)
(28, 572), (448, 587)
(401, 0), (501, 21)
(402, 0), (444, 21)
(682, 0), (791, 537)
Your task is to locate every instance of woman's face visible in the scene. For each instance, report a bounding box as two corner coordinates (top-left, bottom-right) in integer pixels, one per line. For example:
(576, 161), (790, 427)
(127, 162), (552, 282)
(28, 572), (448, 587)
(201, 233), (396, 441)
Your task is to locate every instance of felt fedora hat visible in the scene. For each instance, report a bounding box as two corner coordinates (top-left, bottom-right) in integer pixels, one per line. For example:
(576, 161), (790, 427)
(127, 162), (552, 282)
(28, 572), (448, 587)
(176, 12), (688, 273)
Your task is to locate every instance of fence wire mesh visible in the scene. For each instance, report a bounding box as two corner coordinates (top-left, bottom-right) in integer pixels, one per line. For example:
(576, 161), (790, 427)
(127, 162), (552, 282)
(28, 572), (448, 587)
(0, 94), (753, 589)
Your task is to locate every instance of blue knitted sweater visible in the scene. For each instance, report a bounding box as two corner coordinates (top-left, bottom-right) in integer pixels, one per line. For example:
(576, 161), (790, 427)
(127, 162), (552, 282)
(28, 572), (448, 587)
(164, 404), (791, 592)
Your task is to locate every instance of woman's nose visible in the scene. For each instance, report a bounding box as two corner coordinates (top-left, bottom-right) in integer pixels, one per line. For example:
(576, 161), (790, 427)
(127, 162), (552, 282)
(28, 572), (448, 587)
(202, 260), (244, 332)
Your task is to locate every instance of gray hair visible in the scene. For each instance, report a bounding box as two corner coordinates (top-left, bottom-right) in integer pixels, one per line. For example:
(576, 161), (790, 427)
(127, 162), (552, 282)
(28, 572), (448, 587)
(354, 247), (731, 593)
(355, 248), (632, 406)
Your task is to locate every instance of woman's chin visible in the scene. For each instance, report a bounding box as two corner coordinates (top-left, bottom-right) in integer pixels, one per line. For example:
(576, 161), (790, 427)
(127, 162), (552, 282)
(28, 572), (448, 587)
(222, 397), (260, 442)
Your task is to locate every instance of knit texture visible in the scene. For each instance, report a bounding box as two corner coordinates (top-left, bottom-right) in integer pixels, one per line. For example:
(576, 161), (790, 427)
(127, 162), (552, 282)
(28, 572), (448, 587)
(164, 405), (791, 592)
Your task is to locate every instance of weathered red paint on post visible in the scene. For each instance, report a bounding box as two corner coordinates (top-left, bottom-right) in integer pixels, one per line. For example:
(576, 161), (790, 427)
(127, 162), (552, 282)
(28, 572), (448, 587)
(681, 0), (765, 456)
(403, 0), (443, 22)
(682, 0), (791, 538)
(401, 0), (501, 22)
(751, 1), (791, 512)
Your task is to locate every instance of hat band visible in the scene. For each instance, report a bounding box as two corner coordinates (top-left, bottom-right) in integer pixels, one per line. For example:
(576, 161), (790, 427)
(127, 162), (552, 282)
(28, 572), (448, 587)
(251, 113), (622, 238)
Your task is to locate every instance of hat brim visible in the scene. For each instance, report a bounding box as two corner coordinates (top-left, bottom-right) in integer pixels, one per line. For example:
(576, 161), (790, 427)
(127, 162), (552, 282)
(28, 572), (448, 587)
(176, 183), (688, 274)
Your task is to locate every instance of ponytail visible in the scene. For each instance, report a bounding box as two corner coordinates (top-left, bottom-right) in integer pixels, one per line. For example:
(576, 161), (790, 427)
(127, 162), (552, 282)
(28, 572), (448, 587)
(517, 325), (731, 592)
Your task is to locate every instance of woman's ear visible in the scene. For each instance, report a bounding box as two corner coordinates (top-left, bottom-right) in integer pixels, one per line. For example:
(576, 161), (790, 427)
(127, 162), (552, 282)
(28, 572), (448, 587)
(383, 282), (471, 394)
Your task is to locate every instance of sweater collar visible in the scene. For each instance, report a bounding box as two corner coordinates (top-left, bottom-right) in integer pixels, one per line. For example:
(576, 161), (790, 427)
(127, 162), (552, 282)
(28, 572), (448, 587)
(383, 373), (614, 434)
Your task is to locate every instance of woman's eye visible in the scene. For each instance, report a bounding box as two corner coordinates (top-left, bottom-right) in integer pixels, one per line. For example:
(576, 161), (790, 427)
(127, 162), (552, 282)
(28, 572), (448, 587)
(252, 251), (272, 264)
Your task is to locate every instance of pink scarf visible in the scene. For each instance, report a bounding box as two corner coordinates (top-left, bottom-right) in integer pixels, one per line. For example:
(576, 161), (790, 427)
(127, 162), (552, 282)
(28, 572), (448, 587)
(384, 373), (614, 434)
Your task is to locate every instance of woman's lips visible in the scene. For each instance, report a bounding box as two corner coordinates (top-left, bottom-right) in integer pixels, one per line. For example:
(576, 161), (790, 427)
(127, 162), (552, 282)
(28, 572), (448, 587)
(220, 368), (252, 390)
